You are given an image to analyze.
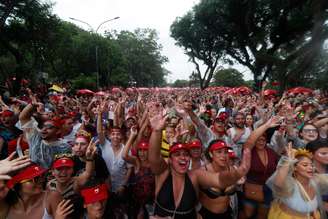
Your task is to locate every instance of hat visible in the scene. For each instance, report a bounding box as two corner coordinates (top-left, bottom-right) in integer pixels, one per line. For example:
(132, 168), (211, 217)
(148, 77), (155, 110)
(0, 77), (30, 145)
(169, 143), (189, 154)
(81, 184), (109, 204)
(228, 149), (237, 159)
(217, 112), (228, 120)
(46, 117), (64, 128)
(188, 139), (202, 149)
(209, 140), (230, 152)
(0, 110), (14, 117)
(137, 141), (149, 150)
(7, 164), (47, 189)
(52, 157), (74, 169)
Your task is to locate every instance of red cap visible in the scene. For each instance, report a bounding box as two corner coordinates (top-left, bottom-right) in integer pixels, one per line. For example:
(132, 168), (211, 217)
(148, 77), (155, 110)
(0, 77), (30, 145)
(0, 110), (14, 117)
(7, 164), (47, 189)
(137, 141), (149, 150)
(209, 140), (230, 152)
(81, 184), (109, 204)
(228, 149), (237, 159)
(52, 157), (74, 169)
(263, 89), (278, 96)
(218, 112), (228, 120)
(169, 143), (189, 154)
(48, 117), (64, 128)
(188, 139), (202, 149)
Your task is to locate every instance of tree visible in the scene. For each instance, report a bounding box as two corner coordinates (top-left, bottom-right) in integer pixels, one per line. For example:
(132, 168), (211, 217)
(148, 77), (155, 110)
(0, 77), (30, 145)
(212, 68), (245, 87)
(0, 0), (60, 93)
(110, 29), (168, 87)
(171, 0), (328, 90)
(172, 79), (190, 87)
(171, 12), (226, 89)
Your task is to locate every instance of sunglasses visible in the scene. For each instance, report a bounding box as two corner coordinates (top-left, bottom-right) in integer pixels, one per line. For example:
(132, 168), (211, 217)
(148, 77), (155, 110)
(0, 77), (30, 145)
(303, 129), (318, 133)
(20, 175), (45, 184)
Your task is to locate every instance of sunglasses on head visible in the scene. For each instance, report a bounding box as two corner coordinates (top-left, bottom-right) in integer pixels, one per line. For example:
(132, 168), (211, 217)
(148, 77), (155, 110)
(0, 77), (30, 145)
(20, 175), (45, 184)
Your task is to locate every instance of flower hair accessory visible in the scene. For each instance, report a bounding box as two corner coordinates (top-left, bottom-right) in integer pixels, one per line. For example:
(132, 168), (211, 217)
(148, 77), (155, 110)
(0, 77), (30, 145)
(294, 148), (312, 159)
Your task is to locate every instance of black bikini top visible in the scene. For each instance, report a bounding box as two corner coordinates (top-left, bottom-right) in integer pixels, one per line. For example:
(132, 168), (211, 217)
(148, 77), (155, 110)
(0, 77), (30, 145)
(200, 165), (237, 199)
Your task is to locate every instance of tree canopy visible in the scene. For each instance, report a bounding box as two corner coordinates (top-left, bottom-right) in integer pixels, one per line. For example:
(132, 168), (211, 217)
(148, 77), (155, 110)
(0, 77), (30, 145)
(212, 68), (246, 87)
(171, 0), (328, 90)
(0, 0), (168, 92)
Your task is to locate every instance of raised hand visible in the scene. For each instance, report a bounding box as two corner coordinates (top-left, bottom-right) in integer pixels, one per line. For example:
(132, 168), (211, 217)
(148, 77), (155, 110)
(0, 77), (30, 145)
(285, 142), (295, 160)
(54, 199), (74, 219)
(130, 125), (138, 137)
(149, 108), (168, 131)
(85, 138), (98, 160)
(0, 152), (31, 179)
(265, 115), (283, 128)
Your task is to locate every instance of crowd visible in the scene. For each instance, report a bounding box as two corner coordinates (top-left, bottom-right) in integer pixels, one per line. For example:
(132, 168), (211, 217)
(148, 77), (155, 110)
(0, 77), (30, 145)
(0, 82), (327, 219)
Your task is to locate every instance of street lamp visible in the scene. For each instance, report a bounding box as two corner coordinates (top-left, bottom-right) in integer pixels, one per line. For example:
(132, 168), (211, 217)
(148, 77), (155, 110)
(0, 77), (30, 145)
(69, 16), (120, 89)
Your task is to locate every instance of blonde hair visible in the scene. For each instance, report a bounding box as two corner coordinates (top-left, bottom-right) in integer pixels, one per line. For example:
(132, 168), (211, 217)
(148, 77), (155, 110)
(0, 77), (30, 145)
(295, 148), (313, 160)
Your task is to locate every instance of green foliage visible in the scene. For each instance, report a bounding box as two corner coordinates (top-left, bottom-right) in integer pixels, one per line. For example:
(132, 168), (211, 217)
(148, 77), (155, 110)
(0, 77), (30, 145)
(0, 0), (169, 92)
(172, 79), (190, 87)
(71, 74), (97, 91)
(171, 0), (328, 90)
(212, 68), (245, 87)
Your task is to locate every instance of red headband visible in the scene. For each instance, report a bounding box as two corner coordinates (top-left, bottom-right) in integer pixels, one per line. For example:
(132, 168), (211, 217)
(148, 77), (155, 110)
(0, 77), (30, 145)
(1, 110), (14, 117)
(7, 164), (47, 189)
(52, 157), (74, 169)
(137, 141), (149, 150)
(48, 117), (64, 128)
(188, 140), (202, 149)
(81, 184), (109, 204)
(169, 143), (189, 154)
(209, 140), (230, 152)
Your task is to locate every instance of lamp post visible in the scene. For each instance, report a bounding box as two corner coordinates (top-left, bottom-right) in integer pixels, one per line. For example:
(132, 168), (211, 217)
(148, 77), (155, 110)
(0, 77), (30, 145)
(69, 16), (120, 89)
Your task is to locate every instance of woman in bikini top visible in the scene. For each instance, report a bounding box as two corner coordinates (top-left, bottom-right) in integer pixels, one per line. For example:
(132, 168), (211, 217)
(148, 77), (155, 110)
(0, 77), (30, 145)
(199, 140), (237, 219)
(148, 110), (251, 219)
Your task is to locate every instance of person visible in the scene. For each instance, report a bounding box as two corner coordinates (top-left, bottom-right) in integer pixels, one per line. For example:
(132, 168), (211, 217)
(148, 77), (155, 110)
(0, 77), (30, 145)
(19, 100), (71, 168)
(266, 143), (328, 219)
(71, 131), (110, 184)
(199, 140), (239, 219)
(48, 138), (97, 219)
(245, 114), (255, 130)
(188, 139), (204, 170)
(306, 138), (328, 212)
(80, 181), (111, 219)
(240, 117), (280, 219)
(122, 126), (155, 219)
(6, 164), (61, 219)
(227, 112), (252, 158)
(288, 122), (319, 148)
(0, 110), (22, 159)
(97, 121), (132, 217)
(148, 109), (251, 219)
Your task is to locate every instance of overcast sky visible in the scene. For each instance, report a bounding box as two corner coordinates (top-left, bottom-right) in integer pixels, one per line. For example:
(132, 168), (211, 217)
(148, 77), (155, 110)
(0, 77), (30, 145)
(52, 0), (251, 82)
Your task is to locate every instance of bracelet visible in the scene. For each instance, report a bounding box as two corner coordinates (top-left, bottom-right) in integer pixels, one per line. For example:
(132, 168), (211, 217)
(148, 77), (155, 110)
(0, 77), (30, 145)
(86, 158), (94, 161)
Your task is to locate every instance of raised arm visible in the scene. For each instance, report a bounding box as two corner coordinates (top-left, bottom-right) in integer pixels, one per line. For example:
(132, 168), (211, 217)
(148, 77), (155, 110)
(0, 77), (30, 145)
(243, 116), (281, 150)
(75, 140), (98, 190)
(96, 101), (107, 145)
(122, 127), (138, 166)
(195, 148), (251, 189)
(272, 142), (296, 189)
(149, 110), (168, 175)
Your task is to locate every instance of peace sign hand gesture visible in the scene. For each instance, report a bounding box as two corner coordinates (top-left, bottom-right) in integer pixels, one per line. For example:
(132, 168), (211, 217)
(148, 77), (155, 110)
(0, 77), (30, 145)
(85, 138), (98, 160)
(285, 142), (295, 160)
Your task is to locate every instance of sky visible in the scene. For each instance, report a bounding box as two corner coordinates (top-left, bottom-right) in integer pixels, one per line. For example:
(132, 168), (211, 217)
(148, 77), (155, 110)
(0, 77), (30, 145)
(51, 0), (252, 83)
